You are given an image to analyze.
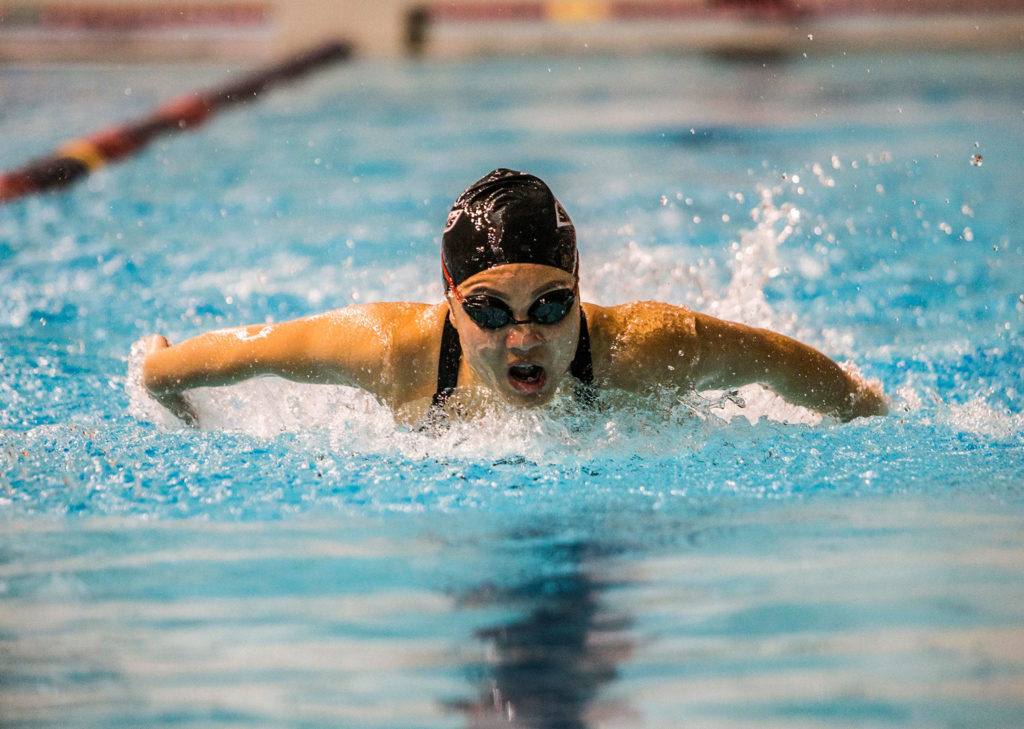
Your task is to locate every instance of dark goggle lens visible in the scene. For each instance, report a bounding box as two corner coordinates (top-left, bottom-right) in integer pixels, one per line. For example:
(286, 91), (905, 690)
(463, 299), (513, 328)
(462, 289), (575, 330)
(528, 289), (575, 324)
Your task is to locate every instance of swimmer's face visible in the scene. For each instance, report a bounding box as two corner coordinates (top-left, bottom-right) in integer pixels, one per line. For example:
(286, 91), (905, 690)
(447, 263), (580, 406)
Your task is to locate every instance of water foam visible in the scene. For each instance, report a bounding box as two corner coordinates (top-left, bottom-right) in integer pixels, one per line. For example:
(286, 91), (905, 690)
(126, 186), (892, 455)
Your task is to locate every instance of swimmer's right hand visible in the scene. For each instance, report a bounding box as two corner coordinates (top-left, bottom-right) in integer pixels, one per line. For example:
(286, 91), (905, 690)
(141, 334), (199, 428)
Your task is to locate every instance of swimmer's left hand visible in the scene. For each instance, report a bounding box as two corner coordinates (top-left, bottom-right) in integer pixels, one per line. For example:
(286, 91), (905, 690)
(142, 334), (200, 428)
(841, 379), (889, 421)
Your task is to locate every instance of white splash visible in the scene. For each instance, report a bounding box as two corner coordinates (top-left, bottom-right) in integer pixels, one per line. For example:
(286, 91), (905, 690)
(707, 186), (800, 332)
(127, 184), (852, 448)
(940, 397), (1024, 442)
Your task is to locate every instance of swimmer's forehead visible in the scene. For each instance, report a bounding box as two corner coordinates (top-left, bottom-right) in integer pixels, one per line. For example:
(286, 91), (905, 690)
(458, 263), (575, 297)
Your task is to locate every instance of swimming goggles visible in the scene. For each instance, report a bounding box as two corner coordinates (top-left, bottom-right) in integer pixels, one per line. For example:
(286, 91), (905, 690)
(456, 288), (576, 329)
(442, 251), (578, 329)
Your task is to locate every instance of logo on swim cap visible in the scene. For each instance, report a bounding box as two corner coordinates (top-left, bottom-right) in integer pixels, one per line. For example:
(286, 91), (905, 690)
(555, 201), (572, 228)
(444, 208), (463, 233)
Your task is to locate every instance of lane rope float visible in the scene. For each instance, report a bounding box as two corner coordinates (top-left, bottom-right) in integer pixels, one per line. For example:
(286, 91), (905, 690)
(0, 39), (352, 204)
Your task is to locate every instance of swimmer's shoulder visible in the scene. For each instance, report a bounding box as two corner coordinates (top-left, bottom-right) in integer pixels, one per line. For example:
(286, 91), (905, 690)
(378, 302), (449, 406)
(582, 300), (701, 390)
(387, 302), (449, 357)
(298, 302), (447, 406)
(308, 302), (444, 343)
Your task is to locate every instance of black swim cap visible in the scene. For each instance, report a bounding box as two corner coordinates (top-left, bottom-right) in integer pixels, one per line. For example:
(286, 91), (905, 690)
(442, 169), (577, 289)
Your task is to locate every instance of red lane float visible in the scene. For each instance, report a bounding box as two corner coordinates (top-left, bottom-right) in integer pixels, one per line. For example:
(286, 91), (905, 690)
(0, 39), (351, 204)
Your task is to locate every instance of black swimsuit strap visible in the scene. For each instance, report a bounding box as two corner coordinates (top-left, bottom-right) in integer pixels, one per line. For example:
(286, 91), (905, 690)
(570, 309), (597, 407)
(428, 309), (595, 421)
(432, 315), (463, 410)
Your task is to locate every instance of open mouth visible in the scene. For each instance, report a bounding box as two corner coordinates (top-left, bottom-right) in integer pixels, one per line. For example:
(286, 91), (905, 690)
(507, 364), (546, 394)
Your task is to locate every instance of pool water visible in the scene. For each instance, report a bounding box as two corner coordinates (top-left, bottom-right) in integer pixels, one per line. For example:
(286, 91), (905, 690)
(1, 52), (1023, 727)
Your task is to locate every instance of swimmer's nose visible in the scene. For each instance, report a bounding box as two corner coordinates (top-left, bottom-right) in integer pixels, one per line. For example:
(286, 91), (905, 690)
(505, 324), (543, 352)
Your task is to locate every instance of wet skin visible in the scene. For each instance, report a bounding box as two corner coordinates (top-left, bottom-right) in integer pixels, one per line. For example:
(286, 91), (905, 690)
(142, 262), (888, 426)
(445, 264), (580, 406)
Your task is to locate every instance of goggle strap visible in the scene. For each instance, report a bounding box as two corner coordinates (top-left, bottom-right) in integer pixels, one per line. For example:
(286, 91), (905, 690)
(442, 254), (465, 303)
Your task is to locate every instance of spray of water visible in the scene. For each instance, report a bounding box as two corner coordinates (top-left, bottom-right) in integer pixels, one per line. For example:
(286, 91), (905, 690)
(125, 189), (841, 456)
(126, 180), (1018, 458)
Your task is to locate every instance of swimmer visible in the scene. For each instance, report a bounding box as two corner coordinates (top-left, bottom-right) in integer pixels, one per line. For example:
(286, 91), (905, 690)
(142, 168), (887, 427)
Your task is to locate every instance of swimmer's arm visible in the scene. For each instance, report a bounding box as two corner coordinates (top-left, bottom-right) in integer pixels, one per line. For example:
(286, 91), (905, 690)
(691, 314), (888, 421)
(143, 305), (401, 407)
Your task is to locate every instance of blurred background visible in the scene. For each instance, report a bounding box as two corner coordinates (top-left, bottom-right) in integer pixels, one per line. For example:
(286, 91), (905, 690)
(2, 0), (1023, 62)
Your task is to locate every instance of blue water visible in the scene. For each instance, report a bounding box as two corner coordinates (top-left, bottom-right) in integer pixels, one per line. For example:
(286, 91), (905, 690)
(1, 52), (1023, 728)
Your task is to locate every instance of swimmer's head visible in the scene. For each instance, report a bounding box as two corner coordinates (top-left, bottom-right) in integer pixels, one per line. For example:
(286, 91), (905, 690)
(441, 169), (577, 290)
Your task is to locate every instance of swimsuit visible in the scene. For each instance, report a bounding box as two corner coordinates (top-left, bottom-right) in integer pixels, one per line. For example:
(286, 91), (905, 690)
(426, 310), (596, 425)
